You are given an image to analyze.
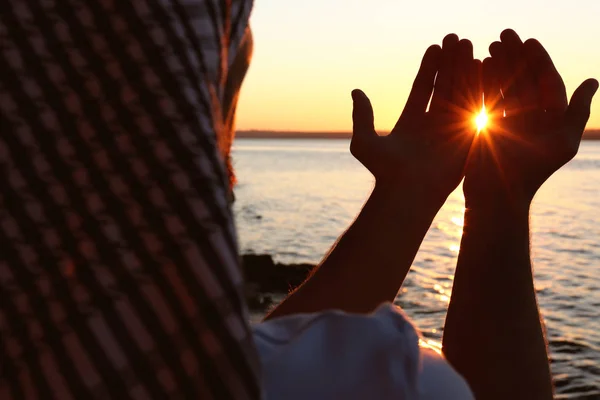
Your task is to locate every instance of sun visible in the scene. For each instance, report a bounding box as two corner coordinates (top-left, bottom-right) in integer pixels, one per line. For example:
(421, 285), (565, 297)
(474, 107), (488, 132)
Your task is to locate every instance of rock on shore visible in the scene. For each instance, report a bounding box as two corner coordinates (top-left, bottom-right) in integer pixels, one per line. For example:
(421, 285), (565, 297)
(242, 254), (314, 293)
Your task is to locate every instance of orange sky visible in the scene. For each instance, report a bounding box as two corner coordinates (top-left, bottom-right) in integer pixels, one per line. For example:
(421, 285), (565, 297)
(236, 0), (600, 132)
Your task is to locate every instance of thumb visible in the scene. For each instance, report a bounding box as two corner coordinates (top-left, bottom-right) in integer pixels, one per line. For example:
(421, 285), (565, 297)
(352, 89), (376, 137)
(565, 78), (599, 136)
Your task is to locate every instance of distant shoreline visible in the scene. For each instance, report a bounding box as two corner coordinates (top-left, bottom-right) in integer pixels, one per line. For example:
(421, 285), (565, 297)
(237, 129), (600, 140)
(237, 130), (351, 139)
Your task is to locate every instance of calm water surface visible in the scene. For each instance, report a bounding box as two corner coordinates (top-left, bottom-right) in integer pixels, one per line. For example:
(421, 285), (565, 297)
(233, 138), (600, 398)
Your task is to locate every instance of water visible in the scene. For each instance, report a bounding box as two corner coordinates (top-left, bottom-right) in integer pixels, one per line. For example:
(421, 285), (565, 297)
(232, 138), (600, 398)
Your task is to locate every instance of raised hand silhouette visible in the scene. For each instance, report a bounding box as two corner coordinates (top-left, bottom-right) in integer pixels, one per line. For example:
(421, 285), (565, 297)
(464, 29), (598, 206)
(351, 34), (481, 203)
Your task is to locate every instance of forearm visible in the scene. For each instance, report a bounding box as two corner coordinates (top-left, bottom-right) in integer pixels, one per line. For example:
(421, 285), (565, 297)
(266, 183), (443, 319)
(442, 200), (552, 399)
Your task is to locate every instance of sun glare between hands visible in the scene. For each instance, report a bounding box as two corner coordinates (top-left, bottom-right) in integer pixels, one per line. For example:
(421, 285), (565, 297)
(474, 107), (488, 132)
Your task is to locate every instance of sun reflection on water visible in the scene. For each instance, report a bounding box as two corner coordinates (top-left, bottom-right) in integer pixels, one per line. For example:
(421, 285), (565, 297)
(451, 215), (464, 228)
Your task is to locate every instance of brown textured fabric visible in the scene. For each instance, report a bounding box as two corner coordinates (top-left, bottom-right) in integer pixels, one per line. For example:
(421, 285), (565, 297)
(0, 1), (259, 398)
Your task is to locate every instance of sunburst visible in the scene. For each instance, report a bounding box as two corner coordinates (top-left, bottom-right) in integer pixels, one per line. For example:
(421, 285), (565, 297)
(475, 107), (488, 132)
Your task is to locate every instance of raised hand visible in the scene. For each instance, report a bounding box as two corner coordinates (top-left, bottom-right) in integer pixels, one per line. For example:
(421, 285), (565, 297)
(464, 29), (598, 206)
(445, 30), (597, 399)
(267, 36), (486, 318)
(351, 34), (481, 203)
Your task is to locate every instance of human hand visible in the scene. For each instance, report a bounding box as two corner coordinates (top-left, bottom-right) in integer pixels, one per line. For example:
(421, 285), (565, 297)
(464, 29), (598, 208)
(351, 34), (481, 204)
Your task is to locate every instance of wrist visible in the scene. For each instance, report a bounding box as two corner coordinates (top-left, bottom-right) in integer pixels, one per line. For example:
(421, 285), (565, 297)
(464, 181), (535, 215)
(465, 194), (531, 219)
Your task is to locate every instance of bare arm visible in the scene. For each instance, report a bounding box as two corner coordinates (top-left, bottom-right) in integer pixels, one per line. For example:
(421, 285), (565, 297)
(267, 35), (480, 319)
(266, 182), (444, 318)
(442, 29), (598, 399)
(444, 200), (552, 398)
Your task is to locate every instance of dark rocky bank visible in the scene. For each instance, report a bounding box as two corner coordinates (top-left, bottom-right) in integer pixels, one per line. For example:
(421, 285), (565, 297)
(241, 254), (315, 309)
(242, 254), (314, 292)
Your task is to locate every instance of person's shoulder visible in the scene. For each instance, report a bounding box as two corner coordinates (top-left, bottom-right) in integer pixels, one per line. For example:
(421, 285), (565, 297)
(255, 303), (416, 345)
(254, 303), (473, 400)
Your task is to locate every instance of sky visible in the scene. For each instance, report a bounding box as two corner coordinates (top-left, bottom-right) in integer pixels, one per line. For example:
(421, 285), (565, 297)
(235, 0), (600, 132)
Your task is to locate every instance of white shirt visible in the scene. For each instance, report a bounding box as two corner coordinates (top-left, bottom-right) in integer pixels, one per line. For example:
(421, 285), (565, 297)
(254, 303), (474, 399)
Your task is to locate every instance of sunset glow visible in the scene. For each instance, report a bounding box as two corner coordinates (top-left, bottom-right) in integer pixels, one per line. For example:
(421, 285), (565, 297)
(237, 0), (600, 132)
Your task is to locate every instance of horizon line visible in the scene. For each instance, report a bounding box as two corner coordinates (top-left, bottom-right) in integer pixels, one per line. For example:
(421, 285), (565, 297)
(236, 128), (600, 140)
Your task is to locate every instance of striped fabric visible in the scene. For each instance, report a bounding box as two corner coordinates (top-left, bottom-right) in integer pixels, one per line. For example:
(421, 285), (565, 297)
(1, 1), (259, 399)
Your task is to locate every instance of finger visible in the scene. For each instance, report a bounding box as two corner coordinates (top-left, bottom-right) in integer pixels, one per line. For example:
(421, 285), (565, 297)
(466, 59), (483, 135)
(430, 33), (459, 113)
(523, 38), (568, 112)
(500, 29), (523, 59)
(498, 30), (523, 115)
(452, 39), (474, 112)
(483, 57), (503, 118)
(469, 58), (483, 113)
(518, 39), (541, 110)
(489, 41), (513, 114)
(488, 41), (508, 113)
(489, 41), (503, 58)
(564, 78), (599, 138)
(351, 89), (376, 136)
(398, 44), (442, 124)
(501, 29), (538, 110)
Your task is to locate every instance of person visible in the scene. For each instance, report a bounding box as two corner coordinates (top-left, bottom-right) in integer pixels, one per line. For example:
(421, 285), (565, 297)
(258, 30), (598, 399)
(1, 1), (259, 399)
(0, 1), (597, 399)
(260, 29), (598, 399)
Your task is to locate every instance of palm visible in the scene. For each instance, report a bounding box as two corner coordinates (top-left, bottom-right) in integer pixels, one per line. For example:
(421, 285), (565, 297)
(369, 120), (470, 193)
(464, 30), (598, 203)
(352, 35), (481, 200)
